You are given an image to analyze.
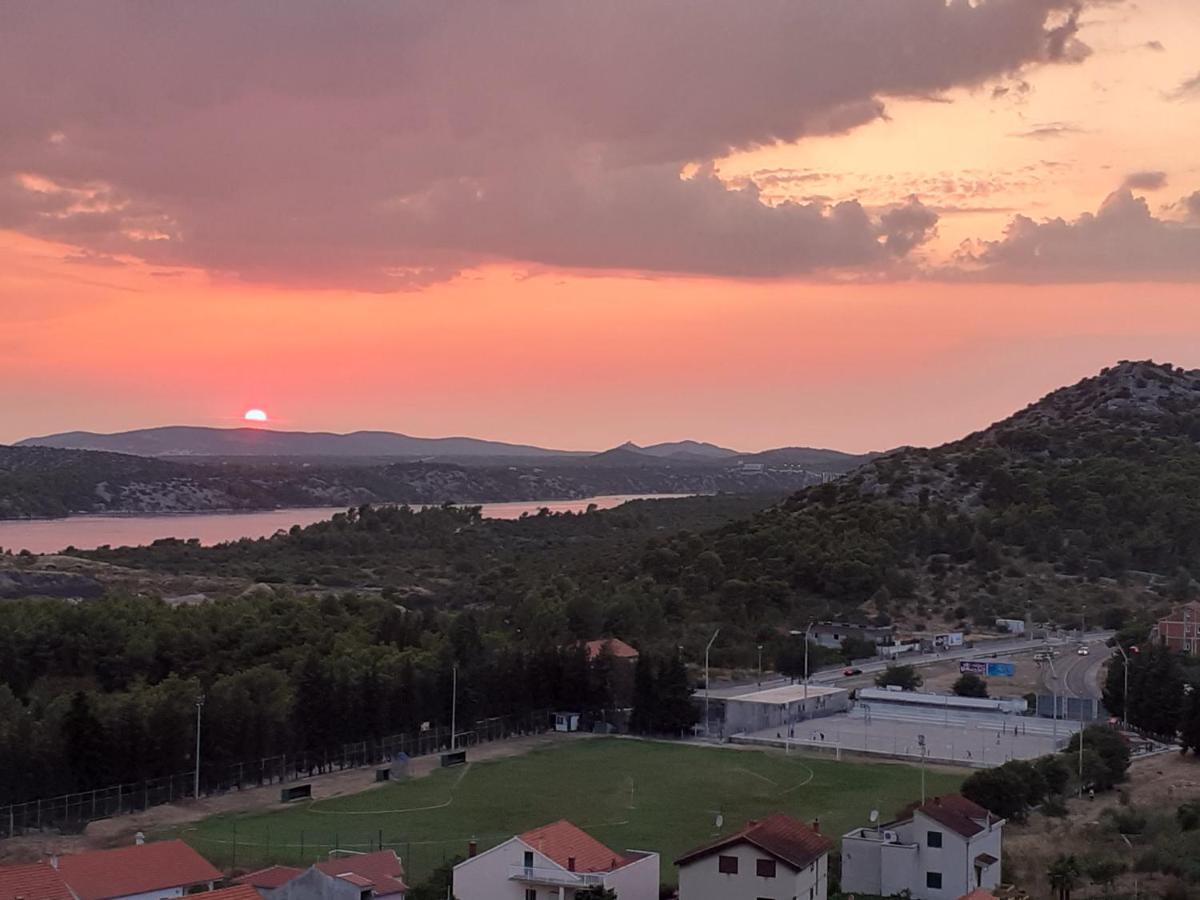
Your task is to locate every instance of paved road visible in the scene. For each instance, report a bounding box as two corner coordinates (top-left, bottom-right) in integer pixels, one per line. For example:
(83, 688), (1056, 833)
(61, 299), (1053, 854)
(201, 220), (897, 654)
(1038, 639), (1111, 699)
(707, 630), (1115, 700)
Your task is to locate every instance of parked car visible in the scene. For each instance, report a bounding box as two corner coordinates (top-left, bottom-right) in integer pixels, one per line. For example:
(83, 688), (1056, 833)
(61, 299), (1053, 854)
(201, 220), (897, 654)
(843, 667), (863, 676)
(1077, 646), (1090, 656)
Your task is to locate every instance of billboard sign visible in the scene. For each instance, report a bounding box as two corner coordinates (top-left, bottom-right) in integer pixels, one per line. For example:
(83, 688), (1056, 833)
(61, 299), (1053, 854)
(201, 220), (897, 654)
(958, 660), (1015, 677)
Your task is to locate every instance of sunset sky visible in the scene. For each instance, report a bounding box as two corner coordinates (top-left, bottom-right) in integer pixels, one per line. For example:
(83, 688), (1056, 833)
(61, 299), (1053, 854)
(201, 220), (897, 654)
(3, 1), (1199, 453)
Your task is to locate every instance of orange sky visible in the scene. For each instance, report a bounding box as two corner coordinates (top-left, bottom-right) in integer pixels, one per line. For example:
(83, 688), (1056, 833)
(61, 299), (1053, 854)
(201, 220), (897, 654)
(2, 2), (1199, 453)
(5, 231), (1200, 452)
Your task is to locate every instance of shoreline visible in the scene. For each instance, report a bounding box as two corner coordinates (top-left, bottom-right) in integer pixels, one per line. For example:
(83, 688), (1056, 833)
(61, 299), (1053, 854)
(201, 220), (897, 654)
(0, 493), (696, 525)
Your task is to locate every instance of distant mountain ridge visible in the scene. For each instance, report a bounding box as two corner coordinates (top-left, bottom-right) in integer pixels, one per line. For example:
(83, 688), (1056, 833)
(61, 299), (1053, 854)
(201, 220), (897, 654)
(16, 426), (874, 470)
(16, 426), (589, 460)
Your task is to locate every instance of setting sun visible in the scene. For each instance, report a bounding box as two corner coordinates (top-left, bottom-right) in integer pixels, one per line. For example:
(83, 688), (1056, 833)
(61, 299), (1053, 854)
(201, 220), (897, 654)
(243, 409), (268, 423)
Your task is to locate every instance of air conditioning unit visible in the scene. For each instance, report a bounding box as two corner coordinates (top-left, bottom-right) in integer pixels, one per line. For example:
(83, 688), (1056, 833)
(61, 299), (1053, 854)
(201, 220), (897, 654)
(882, 830), (899, 844)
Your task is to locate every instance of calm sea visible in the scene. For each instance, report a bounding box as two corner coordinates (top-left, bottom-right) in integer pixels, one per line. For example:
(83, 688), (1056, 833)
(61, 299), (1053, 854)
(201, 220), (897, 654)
(0, 494), (688, 555)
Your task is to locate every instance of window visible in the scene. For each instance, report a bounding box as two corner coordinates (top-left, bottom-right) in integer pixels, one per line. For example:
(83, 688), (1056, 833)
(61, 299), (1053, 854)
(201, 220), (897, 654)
(523, 851), (534, 868)
(926, 872), (943, 890)
(525, 890), (537, 900)
(718, 855), (739, 874)
(756, 858), (777, 878)
(927, 830), (943, 848)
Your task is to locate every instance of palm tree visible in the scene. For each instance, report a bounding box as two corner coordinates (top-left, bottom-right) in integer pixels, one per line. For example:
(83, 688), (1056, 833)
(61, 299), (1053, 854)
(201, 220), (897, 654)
(1048, 854), (1081, 900)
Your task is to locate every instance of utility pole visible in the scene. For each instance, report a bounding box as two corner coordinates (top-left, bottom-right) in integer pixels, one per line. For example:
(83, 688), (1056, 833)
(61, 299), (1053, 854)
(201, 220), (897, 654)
(704, 629), (720, 737)
(451, 665), (458, 751)
(1078, 707), (1085, 797)
(789, 623), (815, 709)
(1048, 658), (1059, 744)
(757, 644), (763, 681)
(918, 734), (927, 804)
(193, 695), (205, 800)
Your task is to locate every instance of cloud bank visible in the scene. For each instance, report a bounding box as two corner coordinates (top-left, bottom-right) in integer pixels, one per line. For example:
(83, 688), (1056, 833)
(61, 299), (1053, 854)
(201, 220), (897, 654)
(959, 189), (1200, 282)
(0, 0), (1100, 289)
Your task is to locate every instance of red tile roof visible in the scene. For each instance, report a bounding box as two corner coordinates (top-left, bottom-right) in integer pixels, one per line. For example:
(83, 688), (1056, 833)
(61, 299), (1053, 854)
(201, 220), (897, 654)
(675, 813), (833, 870)
(55, 839), (222, 900)
(0, 862), (74, 900)
(204, 886), (263, 900)
(914, 794), (994, 838)
(234, 865), (304, 889)
(520, 821), (629, 873)
(316, 850), (407, 896)
(958, 891), (998, 900)
(583, 639), (639, 661)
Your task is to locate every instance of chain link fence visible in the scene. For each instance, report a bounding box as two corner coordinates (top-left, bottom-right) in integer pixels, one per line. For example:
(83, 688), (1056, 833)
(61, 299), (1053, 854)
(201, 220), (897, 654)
(0, 710), (549, 839)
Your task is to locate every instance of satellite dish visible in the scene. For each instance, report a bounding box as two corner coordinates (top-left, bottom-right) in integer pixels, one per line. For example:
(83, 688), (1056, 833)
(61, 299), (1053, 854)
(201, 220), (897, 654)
(869, 809), (879, 824)
(715, 813), (724, 829)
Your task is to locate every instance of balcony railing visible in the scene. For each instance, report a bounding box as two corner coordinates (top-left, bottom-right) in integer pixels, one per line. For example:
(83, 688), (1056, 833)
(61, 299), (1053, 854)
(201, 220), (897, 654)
(507, 864), (605, 886)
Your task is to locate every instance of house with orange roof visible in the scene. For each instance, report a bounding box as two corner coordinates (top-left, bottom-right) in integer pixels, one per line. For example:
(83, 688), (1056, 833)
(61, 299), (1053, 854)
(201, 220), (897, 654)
(452, 819), (659, 900)
(0, 861), (75, 900)
(674, 813), (833, 900)
(52, 839), (222, 900)
(841, 794), (1004, 900)
(235, 851), (406, 900)
(582, 638), (639, 662)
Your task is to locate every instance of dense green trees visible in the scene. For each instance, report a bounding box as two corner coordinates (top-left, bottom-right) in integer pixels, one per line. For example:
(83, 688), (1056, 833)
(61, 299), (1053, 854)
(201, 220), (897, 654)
(952, 673), (988, 698)
(876, 665), (922, 690)
(0, 589), (670, 805)
(1065, 726), (1131, 791)
(630, 654), (698, 736)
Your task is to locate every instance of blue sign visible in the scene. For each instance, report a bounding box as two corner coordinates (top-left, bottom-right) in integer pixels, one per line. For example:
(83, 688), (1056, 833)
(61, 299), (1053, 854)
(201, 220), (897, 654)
(986, 662), (1015, 677)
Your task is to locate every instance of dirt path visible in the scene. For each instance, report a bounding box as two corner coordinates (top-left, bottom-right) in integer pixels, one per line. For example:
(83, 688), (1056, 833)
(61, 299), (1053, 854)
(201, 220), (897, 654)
(0, 732), (584, 864)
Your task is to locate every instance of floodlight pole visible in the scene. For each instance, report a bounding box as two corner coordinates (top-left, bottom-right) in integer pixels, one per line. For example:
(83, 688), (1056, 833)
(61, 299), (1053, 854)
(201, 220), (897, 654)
(704, 629), (720, 737)
(194, 695), (205, 800)
(451, 665), (458, 751)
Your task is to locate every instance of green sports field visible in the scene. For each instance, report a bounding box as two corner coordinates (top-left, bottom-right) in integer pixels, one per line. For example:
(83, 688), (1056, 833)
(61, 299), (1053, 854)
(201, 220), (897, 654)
(178, 738), (964, 886)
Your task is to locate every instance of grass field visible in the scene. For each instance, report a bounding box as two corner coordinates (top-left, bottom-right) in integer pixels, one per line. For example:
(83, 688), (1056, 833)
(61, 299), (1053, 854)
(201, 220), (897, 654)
(178, 738), (964, 886)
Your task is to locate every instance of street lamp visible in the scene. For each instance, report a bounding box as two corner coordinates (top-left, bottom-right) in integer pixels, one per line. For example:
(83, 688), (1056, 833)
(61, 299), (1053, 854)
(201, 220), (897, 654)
(450, 664), (458, 751)
(193, 695), (205, 800)
(704, 629), (720, 737)
(757, 644), (763, 681)
(789, 623), (815, 708)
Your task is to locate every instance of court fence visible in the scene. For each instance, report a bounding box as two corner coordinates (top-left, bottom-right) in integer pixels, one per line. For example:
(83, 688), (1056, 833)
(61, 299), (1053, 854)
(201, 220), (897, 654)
(0, 709), (550, 839)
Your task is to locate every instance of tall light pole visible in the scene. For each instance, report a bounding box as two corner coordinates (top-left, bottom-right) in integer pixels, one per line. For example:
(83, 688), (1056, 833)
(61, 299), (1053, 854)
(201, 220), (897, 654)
(704, 629), (720, 737)
(450, 665), (458, 751)
(193, 695), (205, 800)
(757, 644), (763, 681)
(789, 623), (815, 708)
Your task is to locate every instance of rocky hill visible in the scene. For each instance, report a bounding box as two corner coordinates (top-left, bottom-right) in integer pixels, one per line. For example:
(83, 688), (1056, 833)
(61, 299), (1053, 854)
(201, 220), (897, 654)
(0, 444), (830, 519)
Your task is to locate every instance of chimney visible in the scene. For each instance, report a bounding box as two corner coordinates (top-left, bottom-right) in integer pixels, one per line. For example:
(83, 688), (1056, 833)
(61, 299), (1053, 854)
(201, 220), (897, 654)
(467, 840), (478, 858)
(567, 857), (576, 872)
(812, 818), (821, 834)
(49, 855), (59, 870)
(135, 831), (145, 846)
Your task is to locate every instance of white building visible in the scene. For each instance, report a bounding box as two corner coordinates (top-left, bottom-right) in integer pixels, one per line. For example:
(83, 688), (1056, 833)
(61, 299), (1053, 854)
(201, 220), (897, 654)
(722, 684), (850, 736)
(452, 819), (659, 900)
(674, 813), (833, 900)
(840, 795), (1004, 900)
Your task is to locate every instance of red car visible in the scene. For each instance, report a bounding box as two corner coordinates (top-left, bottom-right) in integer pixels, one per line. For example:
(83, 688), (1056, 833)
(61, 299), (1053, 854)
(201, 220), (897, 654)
(843, 667), (863, 676)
